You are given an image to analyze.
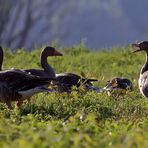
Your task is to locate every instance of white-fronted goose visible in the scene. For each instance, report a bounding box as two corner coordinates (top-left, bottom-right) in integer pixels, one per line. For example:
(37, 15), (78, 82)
(132, 41), (148, 98)
(25, 46), (63, 78)
(55, 72), (99, 92)
(0, 69), (55, 109)
(103, 77), (133, 96)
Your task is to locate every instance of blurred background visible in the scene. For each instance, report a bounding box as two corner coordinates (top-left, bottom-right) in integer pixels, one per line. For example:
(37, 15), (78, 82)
(0, 0), (147, 50)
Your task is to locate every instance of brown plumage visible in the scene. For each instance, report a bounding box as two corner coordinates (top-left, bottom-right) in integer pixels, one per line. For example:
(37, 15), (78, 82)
(0, 69), (55, 109)
(55, 73), (98, 92)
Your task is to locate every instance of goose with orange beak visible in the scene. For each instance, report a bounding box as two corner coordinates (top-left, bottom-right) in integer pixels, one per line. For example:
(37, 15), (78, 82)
(132, 41), (148, 98)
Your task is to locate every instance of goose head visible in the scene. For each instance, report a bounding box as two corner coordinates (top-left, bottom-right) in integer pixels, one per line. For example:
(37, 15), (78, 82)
(42, 46), (63, 56)
(132, 41), (148, 53)
(103, 78), (118, 91)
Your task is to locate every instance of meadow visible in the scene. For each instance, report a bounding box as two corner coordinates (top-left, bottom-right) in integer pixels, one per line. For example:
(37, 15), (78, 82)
(0, 44), (147, 148)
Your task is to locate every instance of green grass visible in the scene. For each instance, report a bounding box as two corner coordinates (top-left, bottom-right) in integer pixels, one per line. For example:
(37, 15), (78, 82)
(0, 44), (148, 148)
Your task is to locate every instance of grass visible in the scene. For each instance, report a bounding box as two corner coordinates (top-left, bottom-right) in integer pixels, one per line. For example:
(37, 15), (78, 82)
(0, 44), (148, 148)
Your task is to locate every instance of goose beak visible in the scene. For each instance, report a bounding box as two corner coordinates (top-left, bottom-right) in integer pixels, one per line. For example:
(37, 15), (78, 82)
(103, 80), (118, 91)
(132, 43), (141, 53)
(54, 49), (63, 56)
(103, 83), (112, 90)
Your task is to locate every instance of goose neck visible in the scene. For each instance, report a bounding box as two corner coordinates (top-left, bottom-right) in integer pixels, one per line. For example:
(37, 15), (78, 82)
(40, 53), (56, 78)
(0, 48), (4, 71)
(141, 51), (148, 74)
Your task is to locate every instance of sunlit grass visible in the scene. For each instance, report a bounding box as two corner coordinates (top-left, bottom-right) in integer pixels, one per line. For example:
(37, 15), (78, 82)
(0, 45), (148, 148)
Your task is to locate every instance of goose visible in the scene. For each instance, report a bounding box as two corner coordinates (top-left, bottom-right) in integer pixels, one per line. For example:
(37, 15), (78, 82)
(0, 46), (57, 107)
(55, 72), (99, 92)
(0, 69), (55, 109)
(103, 77), (133, 96)
(132, 41), (148, 98)
(24, 46), (63, 78)
(23, 46), (98, 92)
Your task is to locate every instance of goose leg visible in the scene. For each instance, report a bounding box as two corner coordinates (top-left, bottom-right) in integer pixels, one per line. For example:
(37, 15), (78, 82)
(16, 100), (23, 108)
(16, 97), (31, 108)
(27, 98), (31, 104)
(5, 101), (12, 109)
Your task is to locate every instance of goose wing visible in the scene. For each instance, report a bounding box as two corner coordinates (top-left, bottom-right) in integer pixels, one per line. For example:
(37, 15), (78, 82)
(24, 69), (49, 77)
(56, 73), (80, 86)
(116, 78), (133, 90)
(0, 69), (54, 90)
(56, 72), (98, 87)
